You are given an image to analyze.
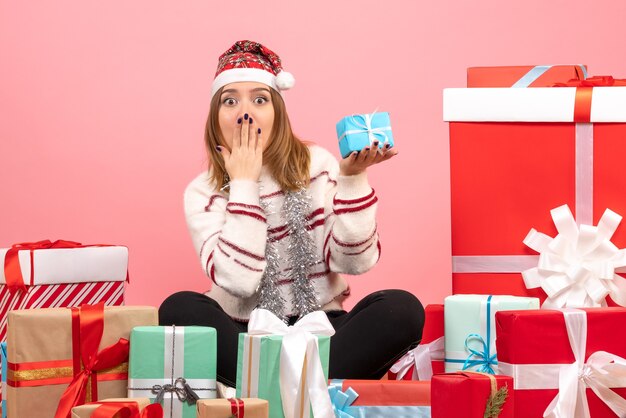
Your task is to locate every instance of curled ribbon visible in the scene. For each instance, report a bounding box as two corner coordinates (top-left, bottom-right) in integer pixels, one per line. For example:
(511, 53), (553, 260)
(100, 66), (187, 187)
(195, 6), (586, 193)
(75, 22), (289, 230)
(462, 333), (497, 374)
(337, 112), (392, 148)
(91, 401), (164, 418)
(54, 302), (130, 418)
(543, 309), (626, 418)
(152, 377), (200, 405)
(389, 336), (444, 380)
(522, 204), (626, 308)
(328, 381), (359, 418)
(247, 308), (335, 418)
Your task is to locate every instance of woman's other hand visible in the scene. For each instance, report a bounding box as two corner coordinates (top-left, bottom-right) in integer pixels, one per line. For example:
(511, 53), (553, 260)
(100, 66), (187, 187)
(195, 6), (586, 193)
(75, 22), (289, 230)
(339, 141), (398, 176)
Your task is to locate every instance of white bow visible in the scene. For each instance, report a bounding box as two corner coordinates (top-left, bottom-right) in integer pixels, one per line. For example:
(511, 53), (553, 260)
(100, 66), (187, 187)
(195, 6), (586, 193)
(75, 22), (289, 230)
(389, 337), (444, 380)
(522, 204), (626, 308)
(543, 309), (626, 417)
(248, 309), (335, 418)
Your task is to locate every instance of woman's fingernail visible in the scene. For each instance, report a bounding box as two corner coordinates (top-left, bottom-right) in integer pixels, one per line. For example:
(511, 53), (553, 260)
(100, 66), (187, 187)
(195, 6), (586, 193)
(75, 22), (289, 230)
(385, 144), (390, 148)
(257, 128), (261, 134)
(216, 145), (222, 152)
(237, 118), (242, 124)
(244, 113), (249, 120)
(373, 141), (379, 147)
(249, 118), (253, 124)
(365, 147), (370, 151)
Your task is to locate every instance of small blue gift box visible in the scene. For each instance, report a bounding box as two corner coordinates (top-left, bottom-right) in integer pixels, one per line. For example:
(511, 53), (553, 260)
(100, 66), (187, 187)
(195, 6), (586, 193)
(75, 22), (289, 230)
(1, 342), (6, 418)
(336, 112), (394, 158)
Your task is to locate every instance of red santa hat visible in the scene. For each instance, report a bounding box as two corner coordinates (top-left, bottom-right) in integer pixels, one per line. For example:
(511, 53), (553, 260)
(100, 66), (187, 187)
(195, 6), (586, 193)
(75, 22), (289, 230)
(211, 40), (295, 99)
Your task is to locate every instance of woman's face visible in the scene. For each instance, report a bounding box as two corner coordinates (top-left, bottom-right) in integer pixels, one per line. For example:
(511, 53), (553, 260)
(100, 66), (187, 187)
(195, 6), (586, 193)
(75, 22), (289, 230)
(218, 81), (275, 151)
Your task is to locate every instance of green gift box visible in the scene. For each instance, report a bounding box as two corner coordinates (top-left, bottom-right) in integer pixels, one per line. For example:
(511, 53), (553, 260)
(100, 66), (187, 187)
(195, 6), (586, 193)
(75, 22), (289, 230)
(236, 333), (331, 418)
(444, 294), (539, 374)
(127, 325), (217, 418)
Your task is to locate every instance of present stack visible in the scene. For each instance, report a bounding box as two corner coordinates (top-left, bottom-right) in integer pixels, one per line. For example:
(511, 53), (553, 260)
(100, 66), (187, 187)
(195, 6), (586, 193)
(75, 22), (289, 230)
(415, 64), (626, 417)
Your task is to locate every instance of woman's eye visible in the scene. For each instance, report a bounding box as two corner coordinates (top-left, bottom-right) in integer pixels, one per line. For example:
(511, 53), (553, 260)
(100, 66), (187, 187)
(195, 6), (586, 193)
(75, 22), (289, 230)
(254, 96), (268, 105)
(223, 98), (237, 106)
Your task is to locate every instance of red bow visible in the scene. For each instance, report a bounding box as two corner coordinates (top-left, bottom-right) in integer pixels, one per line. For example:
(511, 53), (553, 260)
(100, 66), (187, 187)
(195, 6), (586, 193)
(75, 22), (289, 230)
(554, 75), (626, 87)
(54, 303), (130, 418)
(90, 401), (164, 418)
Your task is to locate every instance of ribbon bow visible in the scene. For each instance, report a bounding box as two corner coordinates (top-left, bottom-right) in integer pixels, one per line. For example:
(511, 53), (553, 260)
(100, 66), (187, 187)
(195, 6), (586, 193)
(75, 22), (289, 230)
(328, 382), (359, 418)
(91, 401), (164, 418)
(553, 75), (626, 87)
(54, 302), (131, 418)
(3, 239), (83, 293)
(389, 336), (444, 380)
(248, 308), (335, 418)
(543, 309), (626, 418)
(522, 205), (626, 308)
(152, 377), (200, 405)
(462, 334), (497, 375)
(338, 112), (391, 148)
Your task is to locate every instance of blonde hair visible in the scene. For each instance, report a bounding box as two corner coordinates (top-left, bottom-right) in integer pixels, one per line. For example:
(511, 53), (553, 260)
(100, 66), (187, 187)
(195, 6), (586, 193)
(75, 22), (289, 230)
(204, 87), (310, 192)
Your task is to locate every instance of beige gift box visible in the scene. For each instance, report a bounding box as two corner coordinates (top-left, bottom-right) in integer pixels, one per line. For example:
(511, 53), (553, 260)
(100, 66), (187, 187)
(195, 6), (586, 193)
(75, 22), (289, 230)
(196, 398), (268, 418)
(5, 306), (157, 418)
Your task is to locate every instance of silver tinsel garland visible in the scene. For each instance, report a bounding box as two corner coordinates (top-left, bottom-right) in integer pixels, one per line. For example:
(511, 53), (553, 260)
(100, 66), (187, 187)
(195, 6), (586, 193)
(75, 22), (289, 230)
(256, 196), (287, 322)
(256, 188), (320, 319)
(283, 189), (321, 318)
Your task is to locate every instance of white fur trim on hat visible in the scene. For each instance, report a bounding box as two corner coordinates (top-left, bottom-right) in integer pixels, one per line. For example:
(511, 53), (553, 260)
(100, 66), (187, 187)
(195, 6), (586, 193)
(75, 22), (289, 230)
(275, 70), (295, 90)
(211, 68), (279, 98)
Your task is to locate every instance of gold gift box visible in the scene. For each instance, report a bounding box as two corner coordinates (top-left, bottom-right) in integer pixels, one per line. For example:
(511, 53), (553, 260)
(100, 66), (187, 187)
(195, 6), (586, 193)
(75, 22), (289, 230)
(5, 306), (157, 418)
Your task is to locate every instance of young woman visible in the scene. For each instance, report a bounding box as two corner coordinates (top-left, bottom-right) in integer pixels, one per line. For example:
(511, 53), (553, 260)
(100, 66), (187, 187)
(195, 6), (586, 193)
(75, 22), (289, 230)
(159, 40), (425, 388)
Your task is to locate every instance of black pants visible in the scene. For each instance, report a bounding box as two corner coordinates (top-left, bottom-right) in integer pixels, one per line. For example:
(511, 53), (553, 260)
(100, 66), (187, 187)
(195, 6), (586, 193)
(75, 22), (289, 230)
(159, 289), (424, 387)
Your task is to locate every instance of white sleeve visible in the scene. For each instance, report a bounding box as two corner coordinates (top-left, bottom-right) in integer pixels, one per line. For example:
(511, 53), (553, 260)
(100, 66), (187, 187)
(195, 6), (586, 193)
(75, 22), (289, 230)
(184, 177), (268, 297)
(321, 157), (381, 275)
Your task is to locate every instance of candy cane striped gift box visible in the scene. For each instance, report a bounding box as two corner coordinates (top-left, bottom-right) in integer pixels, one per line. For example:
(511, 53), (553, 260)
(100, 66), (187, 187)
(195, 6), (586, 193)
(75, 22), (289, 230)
(0, 243), (128, 343)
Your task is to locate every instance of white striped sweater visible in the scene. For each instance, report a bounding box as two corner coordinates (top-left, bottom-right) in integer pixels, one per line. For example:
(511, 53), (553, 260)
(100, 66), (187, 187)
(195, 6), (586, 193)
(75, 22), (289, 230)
(184, 145), (380, 320)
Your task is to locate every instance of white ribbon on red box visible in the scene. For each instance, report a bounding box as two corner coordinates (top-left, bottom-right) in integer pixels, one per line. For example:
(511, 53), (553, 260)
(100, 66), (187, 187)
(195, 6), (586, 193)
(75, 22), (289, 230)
(499, 309), (626, 418)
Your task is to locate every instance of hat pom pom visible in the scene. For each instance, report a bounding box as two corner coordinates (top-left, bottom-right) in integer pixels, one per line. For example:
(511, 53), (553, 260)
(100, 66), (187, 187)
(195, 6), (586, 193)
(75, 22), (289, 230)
(275, 71), (295, 90)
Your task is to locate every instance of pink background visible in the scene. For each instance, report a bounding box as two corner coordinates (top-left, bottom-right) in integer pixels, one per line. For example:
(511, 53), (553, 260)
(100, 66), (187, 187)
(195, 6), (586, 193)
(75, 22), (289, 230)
(1, 1), (625, 310)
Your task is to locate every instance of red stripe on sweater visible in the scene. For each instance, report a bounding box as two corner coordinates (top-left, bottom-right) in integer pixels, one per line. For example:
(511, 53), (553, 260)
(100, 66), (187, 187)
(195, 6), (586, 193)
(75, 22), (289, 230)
(205, 252), (216, 284)
(226, 208), (267, 223)
(205, 194), (227, 211)
(376, 240), (382, 262)
(343, 242), (374, 256)
(227, 202), (264, 212)
(334, 189), (375, 205)
(260, 171), (336, 200)
(217, 242), (231, 258)
(334, 196), (378, 215)
(332, 227), (377, 248)
(219, 237), (265, 261)
(200, 230), (221, 259)
(234, 258), (264, 272)
(273, 219), (325, 242)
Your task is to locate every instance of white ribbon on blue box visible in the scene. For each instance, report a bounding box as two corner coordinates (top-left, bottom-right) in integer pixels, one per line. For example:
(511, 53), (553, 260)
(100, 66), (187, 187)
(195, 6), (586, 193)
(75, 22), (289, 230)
(444, 294), (539, 374)
(336, 112), (394, 158)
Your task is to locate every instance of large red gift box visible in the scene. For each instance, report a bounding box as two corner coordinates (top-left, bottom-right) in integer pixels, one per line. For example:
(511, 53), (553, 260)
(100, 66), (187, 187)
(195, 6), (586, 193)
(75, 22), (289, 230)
(431, 372), (514, 418)
(467, 64), (586, 87)
(388, 304), (444, 380)
(495, 307), (626, 417)
(444, 78), (626, 303)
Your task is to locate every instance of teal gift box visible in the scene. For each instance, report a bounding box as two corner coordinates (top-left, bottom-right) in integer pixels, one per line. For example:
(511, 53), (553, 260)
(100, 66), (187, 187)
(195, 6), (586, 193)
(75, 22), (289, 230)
(1, 342), (5, 418)
(236, 333), (331, 418)
(444, 294), (539, 374)
(336, 112), (394, 158)
(127, 326), (217, 418)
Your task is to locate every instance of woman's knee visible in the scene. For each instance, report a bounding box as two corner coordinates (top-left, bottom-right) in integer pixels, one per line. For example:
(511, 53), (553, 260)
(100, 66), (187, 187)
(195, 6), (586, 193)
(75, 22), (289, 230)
(158, 290), (211, 325)
(376, 289), (425, 339)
